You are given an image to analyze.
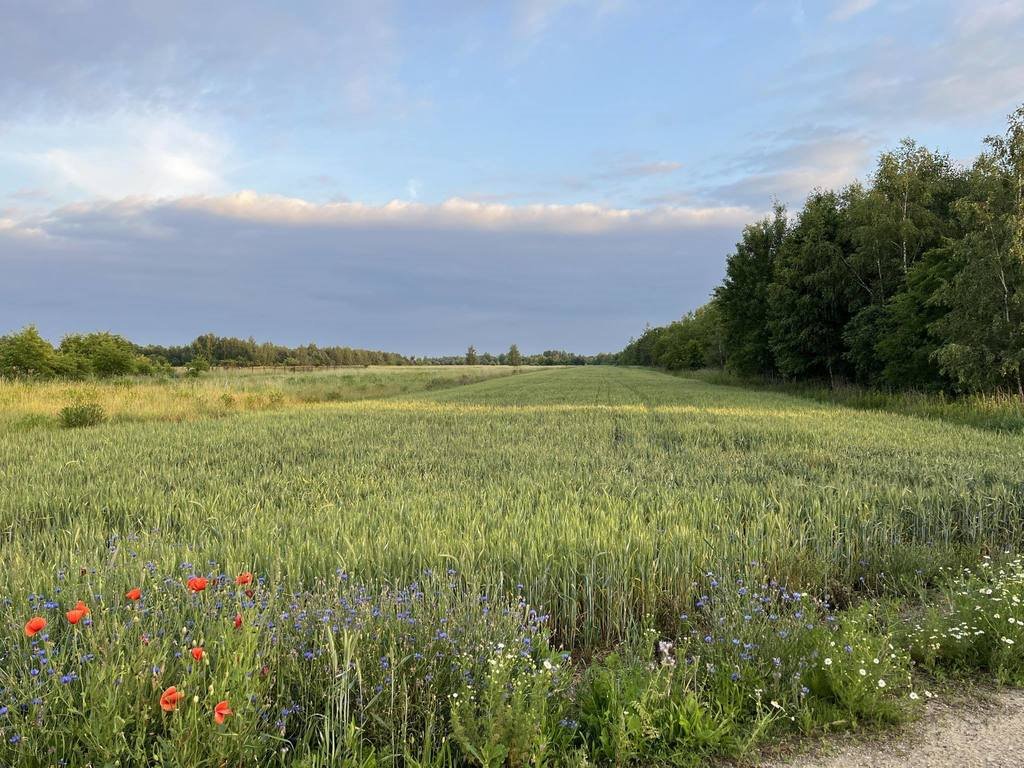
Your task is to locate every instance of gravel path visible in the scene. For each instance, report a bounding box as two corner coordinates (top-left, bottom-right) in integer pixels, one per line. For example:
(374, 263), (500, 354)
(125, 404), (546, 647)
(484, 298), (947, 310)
(765, 688), (1024, 768)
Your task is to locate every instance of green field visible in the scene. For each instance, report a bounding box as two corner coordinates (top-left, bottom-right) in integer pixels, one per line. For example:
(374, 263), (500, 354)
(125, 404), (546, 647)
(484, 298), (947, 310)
(2, 366), (1023, 765)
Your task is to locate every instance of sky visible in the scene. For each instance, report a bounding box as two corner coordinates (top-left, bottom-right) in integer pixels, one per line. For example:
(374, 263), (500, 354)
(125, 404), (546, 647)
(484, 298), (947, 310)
(2, 1), (1022, 355)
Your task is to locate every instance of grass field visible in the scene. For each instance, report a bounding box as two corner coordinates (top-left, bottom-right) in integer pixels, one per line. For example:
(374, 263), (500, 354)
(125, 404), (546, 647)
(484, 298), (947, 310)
(2, 366), (1023, 766)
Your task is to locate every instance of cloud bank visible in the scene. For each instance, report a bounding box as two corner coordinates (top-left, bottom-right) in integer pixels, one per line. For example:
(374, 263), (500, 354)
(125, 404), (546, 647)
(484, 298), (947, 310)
(0, 195), (752, 354)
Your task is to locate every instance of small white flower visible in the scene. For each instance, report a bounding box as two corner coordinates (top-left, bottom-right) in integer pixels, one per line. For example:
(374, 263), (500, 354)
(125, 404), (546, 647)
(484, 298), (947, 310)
(824, 658), (832, 666)
(910, 692), (919, 700)
(877, 679), (886, 688)
(859, 669), (867, 676)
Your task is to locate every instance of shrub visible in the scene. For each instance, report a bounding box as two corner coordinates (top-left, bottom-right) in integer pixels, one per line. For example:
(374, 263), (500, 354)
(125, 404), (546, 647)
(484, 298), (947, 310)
(185, 356), (211, 377)
(59, 402), (106, 428)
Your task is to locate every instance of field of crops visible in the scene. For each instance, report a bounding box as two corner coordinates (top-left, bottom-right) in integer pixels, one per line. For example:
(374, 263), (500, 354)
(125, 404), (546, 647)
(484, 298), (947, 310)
(2, 366), (1023, 766)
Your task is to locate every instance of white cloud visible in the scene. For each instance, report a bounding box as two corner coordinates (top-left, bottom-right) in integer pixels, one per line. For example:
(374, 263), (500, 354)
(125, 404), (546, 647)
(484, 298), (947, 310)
(166, 191), (756, 234)
(2, 110), (229, 202)
(0, 191), (756, 243)
(703, 128), (877, 206)
(44, 112), (227, 200)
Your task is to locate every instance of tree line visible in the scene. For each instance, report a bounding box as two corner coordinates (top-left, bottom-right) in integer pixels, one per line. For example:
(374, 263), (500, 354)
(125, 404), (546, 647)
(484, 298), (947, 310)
(419, 345), (613, 366)
(0, 328), (609, 379)
(618, 106), (1024, 396)
(0, 328), (411, 379)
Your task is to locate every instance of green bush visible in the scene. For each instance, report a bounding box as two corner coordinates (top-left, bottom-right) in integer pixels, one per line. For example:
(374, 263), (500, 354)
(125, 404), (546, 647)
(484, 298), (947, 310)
(59, 402), (106, 428)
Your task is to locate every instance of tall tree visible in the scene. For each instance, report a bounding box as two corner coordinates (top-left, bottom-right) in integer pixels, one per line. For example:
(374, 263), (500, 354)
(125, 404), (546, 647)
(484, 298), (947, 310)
(933, 107), (1024, 396)
(715, 202), (788, 377)
(465, 345), (478, 365)
(843, 142), (965, 384)
(768, 191), (856, 385)
(506, 344), (522, 367)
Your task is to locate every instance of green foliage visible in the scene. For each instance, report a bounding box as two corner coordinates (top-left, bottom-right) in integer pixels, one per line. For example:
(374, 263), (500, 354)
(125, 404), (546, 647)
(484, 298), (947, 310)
(0, 327), (163, 381)
(933, 107), (1024, 396)
(715, 203), (788, 377)
(58, 401), (106, 428)
(505, 344), (522, 367)
(185, 354), (212, 377)
(767, 190), (855, 385)
(618, 302), (724, 371)
(465, 346), (478, 366)
(59, 331), (150, 376)
(0, 325), (60, 378)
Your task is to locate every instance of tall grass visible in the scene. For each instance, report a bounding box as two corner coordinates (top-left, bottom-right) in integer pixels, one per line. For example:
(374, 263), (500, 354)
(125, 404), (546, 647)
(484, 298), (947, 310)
(685, 368), (1024, 433)
(0, 365), (523, 430)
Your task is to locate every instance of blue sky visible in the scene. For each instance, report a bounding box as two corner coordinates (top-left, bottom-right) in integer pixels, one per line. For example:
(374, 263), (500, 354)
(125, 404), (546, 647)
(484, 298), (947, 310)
(2, 0), (1022, 354)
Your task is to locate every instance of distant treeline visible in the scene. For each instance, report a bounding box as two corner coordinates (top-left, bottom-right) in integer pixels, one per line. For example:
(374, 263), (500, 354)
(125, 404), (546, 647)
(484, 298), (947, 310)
(144, 333), (408, 368)
(0, 328), (606, 379)
(418, 345), (613, 366)
(618, 105), (1024, 396)
(0, 328), (412, 379)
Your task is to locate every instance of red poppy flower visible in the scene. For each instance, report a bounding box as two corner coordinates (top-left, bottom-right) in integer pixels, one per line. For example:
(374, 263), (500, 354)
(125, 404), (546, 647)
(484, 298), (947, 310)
(235, 572), (253, 586)
(233, 612), (243, 630)
(24, 616), (47, 637)
(244, 589), (255, 598)
(125, 587), (142, 601)
(66, 609), (86, 625)
(191, 647), (204, 661)
(187, 577), (207, 593)
(214, 699), (233, 724)
(160, 686), (184, 712)
(74, 600), (90, 615)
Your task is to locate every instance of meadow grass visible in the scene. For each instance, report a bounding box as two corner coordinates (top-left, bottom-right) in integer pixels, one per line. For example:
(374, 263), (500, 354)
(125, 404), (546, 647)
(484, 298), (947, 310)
(1, 366), (1022, 765)
(0, 365), (522, 431)
(686, 368), (1024, 433)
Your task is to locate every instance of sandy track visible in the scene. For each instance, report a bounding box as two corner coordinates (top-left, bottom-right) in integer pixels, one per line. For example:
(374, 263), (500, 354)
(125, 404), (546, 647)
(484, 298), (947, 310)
(765, 688), (1024, 768)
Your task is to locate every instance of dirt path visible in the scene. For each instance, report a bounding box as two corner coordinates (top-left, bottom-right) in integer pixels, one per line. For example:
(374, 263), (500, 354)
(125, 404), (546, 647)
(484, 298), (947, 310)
(766, 688), (1024, 768)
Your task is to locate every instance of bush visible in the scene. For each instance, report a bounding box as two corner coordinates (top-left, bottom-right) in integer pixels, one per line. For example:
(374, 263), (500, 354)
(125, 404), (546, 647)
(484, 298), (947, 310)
(59, 402), (106, 428)
(185, 355), (211, 377)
